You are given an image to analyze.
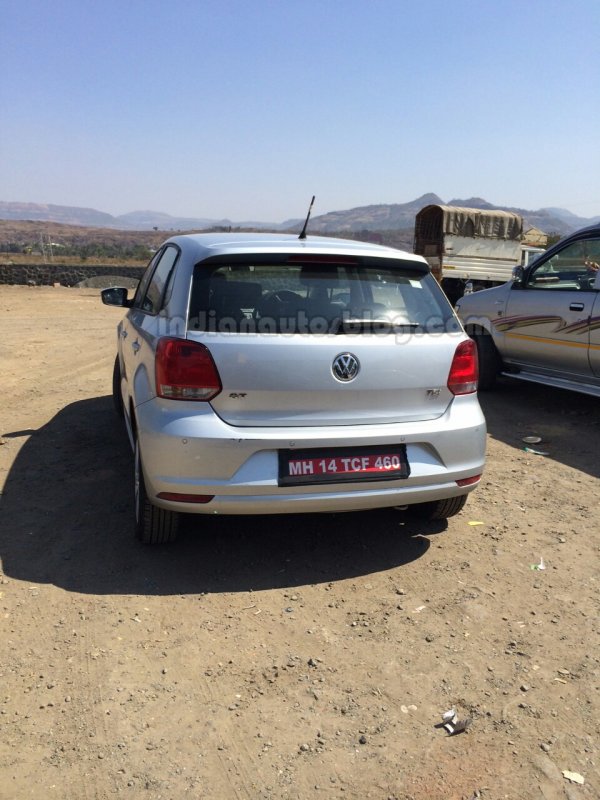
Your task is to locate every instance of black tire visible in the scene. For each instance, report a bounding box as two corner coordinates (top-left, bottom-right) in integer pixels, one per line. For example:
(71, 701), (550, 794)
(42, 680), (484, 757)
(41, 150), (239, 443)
(134, 437), (180, 544)
(112, 355), (124, 417)
(473, 331), (500, 390)
(409, 494), (468, 521)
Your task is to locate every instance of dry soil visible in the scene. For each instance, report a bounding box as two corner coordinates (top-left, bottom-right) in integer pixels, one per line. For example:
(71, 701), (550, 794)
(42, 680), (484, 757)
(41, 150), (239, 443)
(0, 286), (598, 800)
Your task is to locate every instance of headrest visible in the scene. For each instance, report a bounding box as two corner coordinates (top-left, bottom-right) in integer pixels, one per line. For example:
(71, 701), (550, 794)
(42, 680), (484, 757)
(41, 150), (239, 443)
(298, 265), (337, 287)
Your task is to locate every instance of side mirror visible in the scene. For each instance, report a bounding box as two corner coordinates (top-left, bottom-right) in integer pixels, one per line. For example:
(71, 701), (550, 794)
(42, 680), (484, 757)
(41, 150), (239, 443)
(101, 287), (131, 307)
(511, 266), (524, 286)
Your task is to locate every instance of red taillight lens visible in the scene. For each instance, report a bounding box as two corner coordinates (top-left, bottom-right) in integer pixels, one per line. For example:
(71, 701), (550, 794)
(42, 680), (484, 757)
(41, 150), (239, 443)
(456, 474), (481, 487)
(155, 338), (222, 401)
(157, 492), (214, 503)
(447, 339), (478, 395)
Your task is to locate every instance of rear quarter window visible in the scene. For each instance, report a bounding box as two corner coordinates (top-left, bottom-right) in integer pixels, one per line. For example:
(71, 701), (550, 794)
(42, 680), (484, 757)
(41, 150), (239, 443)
(140, 245), (180, 313)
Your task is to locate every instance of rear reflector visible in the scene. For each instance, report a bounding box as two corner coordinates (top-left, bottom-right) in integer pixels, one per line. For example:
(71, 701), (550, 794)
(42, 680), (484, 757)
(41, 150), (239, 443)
(447, 339), (478, 395)
(156, 338), (221, 401)
(157, 492), (214, 503)
(456, 474), (481, 487)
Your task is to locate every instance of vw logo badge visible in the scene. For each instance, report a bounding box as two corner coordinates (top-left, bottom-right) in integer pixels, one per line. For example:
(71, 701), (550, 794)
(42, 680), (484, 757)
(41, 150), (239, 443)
(332, 352), (360, 382)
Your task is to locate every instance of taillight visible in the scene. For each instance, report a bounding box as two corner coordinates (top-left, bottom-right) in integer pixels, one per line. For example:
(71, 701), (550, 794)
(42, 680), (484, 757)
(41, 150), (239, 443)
(157, 492), (214, 503)
(456, 474), (481, 487)
(155, 338), (222, 401)
(447, 339), (478, 395)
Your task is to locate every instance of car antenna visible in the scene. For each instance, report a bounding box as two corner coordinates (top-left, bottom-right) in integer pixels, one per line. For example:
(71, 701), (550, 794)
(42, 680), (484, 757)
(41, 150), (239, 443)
(298, 195), (315, 240)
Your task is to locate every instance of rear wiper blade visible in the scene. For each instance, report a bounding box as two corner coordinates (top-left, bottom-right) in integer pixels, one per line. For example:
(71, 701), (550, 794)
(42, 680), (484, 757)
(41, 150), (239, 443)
(331, 317), (420, 333)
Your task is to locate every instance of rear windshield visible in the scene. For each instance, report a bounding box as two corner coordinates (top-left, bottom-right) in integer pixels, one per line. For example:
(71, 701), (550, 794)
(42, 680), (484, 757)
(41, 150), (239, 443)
(188, 257), (458, 334)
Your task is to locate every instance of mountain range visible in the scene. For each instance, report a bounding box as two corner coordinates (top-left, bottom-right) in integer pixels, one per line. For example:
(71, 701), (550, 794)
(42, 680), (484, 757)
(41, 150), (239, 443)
(1, 195), (598, 236)
(305, 194), (600, 236)
(0, 201), (300, 232)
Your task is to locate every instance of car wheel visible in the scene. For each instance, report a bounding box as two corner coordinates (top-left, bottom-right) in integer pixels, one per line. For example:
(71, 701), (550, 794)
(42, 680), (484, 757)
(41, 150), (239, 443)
(134, 437), (180, 544)
(473, 331), (500, 390)
(409, 494), (468, 520)
(112, 355), (124, 417)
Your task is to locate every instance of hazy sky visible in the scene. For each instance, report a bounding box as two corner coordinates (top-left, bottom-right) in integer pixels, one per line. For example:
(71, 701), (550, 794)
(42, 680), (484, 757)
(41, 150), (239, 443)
(1, 0), (599, 222)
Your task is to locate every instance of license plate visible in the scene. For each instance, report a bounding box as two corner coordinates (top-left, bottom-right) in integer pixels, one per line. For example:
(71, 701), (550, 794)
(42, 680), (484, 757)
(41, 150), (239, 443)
(278, 445), (409, 486)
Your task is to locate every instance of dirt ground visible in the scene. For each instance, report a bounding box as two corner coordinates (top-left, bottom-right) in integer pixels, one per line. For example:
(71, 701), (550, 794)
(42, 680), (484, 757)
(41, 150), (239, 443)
(0, 285), (598, 800)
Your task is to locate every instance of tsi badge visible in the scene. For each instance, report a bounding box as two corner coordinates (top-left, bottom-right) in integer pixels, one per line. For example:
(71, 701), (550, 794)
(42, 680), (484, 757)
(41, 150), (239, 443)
(332, 353), (360, 382)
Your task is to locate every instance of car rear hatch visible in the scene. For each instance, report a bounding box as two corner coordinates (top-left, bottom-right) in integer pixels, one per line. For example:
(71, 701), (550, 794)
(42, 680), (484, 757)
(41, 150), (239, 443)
(185, 254), (465, 427)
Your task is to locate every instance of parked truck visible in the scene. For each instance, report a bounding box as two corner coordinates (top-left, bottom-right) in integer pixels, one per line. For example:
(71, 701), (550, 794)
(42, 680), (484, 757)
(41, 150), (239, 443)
(414, 204), (545, 304)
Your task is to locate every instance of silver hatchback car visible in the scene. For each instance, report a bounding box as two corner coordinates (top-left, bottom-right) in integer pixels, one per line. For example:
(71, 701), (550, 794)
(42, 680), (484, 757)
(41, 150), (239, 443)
(102, 233), (486, 543)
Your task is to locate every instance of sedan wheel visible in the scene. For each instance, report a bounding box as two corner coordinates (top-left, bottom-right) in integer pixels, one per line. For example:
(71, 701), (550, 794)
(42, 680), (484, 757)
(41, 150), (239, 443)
(134, 437), (180, 544)
(112, 355), (124, 417)
(409, 494), (468, 521)
(473, 332), (500, 390)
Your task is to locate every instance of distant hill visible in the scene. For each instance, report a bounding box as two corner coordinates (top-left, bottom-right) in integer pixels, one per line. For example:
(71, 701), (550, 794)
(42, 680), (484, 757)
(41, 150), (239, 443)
(115, 210), (225, 229)
(0, 202), (116, 227)
(303, 195), (599, 237)
(446, 197), (600, 237)
(300, 193), (444, 234)
(0, 202), (300, 232)
(1, 196), (598, 236)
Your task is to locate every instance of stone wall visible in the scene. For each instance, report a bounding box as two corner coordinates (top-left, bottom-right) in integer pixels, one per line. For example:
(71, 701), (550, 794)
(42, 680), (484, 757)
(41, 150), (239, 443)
(0, 263), (145, 288)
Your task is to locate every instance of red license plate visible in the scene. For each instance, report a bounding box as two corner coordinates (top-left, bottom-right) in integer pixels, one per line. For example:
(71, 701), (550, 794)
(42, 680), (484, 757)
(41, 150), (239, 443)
(279, 445), (409, 486)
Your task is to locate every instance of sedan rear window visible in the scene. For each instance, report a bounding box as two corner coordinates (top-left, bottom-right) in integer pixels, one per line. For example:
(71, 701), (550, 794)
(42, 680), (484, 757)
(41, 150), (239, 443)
(188, 258), (458, 334)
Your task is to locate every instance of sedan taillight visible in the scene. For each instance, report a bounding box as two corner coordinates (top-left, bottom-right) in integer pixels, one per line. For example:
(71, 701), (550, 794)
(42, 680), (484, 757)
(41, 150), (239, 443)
(447, 339), (478, 395)
(155, 338), (222, 401)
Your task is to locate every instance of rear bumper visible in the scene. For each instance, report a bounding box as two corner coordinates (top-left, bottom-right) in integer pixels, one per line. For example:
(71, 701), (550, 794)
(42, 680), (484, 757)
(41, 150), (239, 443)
(135, 395), (486, 515)
(150, 481), (478, 515)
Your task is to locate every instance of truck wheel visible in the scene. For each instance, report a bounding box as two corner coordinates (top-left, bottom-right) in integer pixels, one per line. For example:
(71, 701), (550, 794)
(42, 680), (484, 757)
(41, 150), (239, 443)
(410, 495), (468, 520)
(134, 437), (180, 544)
(474, 332), (500, 390)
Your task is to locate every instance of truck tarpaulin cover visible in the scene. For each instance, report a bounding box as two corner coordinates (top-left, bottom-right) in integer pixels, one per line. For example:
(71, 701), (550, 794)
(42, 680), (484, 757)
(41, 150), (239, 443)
(416, 205), (523, 242)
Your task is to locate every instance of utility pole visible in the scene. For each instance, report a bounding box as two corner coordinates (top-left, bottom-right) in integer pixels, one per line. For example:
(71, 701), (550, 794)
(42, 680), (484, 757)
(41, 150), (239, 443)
(39, 234), (47, 264)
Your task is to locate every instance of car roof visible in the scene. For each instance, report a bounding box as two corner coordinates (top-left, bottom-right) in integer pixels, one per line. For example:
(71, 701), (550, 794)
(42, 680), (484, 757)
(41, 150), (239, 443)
(163, 232), (427, 265)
